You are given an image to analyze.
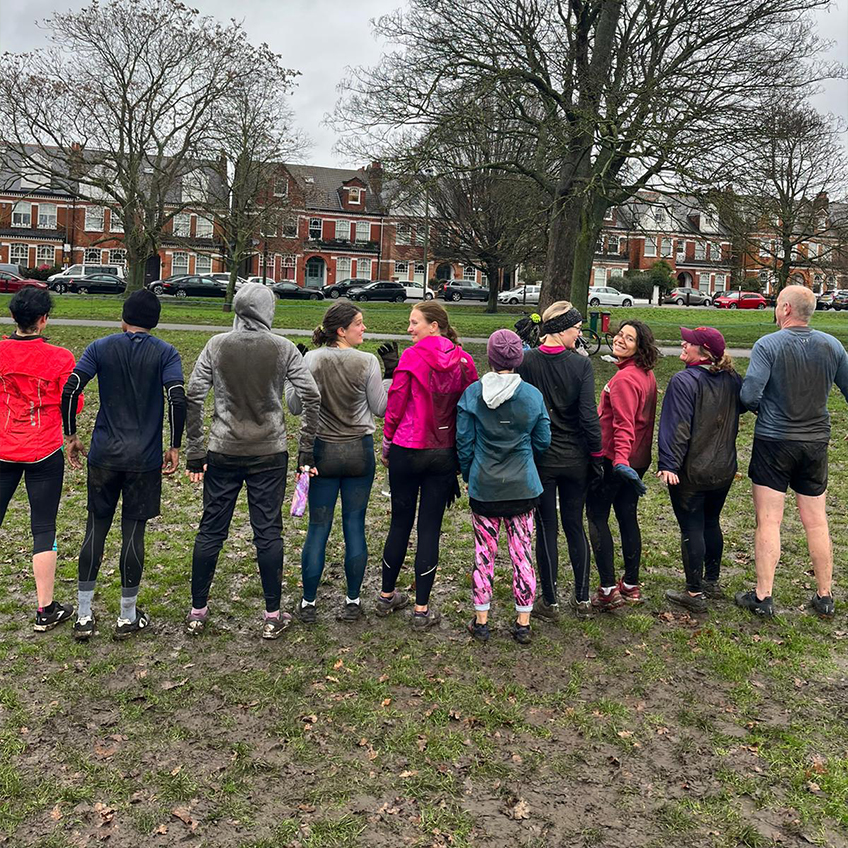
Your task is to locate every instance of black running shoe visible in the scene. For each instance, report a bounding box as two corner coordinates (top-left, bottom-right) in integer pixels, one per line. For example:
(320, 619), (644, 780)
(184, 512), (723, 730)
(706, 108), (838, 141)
(665, 589), (708, 614)
(809, 592), (835, 619)
(701, 580), (726, 600)
(734, 589), (775, 618)
(113, 609), (152, 640)
(411, 608), (441, 631)
(336, 601), (364, 622)
(33, 602), (73, 632)
(73, 614), (96, 641)
(532, 597), (560, 621)
(509, 620), (532, 645)
(467, 618), (490, 643)
(294, 602), (317, 624)
(375, 590), (409, 617)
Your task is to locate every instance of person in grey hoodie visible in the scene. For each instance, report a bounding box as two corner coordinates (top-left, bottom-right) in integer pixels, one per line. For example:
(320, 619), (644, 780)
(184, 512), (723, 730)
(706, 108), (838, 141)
(456, 330), (551, 645)
(183, 284), (321, 639)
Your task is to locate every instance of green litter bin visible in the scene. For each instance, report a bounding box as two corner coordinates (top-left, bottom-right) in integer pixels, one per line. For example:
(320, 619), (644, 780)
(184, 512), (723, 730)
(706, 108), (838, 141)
(588, 311), (600, 331)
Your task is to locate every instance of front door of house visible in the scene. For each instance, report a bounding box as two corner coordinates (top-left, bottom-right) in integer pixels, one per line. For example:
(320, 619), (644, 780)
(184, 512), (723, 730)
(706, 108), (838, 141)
(305, 257), (325, 288)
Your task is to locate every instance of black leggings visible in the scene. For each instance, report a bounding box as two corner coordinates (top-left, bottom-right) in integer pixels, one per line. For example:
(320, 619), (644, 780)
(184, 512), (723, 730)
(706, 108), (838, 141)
(191, 461), (287, 613)
(535, 464), (591, 604)
(586, 460), (647, 587)
(381, 445), (457, 607)
(668, 483), (731, 593)
(0, 451), (64, 554)
(78, 513), (147, 590)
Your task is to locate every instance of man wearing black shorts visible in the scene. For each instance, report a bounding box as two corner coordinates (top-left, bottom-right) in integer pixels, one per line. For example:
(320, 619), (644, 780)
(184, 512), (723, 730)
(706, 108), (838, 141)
(739, 285), (848, 618)
(62, 290), (186, 639)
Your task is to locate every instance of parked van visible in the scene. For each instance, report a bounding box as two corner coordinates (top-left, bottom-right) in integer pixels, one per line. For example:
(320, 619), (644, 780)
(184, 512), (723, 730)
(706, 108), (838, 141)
(48, 264), (125, 284)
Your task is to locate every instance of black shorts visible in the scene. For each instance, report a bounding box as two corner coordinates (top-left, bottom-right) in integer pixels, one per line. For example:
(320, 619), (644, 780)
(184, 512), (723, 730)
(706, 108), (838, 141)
(87, 463), (162, 520)
(748, 438), (828, 497)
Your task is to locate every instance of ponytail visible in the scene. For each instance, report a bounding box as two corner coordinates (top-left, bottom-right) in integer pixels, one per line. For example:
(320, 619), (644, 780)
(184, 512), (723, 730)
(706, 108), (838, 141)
(411, 300), (459, 345)
(709, 351), (735, 373)
(312, 300), (362, 347)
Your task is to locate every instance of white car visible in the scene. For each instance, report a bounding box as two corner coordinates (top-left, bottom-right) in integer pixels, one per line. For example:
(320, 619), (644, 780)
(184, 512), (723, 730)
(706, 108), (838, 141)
(588, 285), (633, 307)
(403, 283), (434, 300)
(49, 263), (125, 282)
(498, 284), (540, 305)
(202, 273), (249, 288)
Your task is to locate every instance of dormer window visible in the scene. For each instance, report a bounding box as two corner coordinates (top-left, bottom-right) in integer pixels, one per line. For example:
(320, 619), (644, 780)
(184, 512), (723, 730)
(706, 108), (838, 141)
(274, 178), (288, 198)
(603, 207), (614, 222)
(349, 187), (362, 204)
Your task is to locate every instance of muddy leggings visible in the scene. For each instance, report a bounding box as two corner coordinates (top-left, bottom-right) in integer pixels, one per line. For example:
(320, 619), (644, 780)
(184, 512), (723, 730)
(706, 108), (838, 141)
(301, 436), (376, 602)
(78, 514), (147, 591)
(0, 451), (64, 554)
(471, 512), (536, 613)
(668, 482), (731, 594)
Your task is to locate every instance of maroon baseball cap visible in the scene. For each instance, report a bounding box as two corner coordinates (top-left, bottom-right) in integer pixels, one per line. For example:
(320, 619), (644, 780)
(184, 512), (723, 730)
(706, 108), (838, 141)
(680, 326), (726, 359)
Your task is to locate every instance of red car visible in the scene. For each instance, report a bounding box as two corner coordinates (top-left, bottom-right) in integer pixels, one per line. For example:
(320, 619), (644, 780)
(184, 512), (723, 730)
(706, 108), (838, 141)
(713, 291), (767, 310)
(0, 271), (49, 294)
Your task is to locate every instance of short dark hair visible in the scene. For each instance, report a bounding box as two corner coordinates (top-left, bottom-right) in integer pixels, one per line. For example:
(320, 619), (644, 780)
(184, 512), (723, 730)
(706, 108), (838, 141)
(9, 286), (53, 333)
(618, 319), (658, 371)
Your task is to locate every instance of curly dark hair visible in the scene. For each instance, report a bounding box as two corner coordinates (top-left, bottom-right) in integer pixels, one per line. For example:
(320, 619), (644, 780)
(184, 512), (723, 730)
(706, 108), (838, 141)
(9, 286), (53, 333)
(618, 319), (658, 371)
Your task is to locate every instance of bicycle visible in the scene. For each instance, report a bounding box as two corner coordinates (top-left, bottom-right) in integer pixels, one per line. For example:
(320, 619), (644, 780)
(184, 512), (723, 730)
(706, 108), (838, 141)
(515, 312), (615, 357)
(576, 327), (615, 357)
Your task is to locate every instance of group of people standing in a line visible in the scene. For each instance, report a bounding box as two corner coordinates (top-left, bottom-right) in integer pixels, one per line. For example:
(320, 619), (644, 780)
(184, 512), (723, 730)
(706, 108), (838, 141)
(1, 283), (846, 643)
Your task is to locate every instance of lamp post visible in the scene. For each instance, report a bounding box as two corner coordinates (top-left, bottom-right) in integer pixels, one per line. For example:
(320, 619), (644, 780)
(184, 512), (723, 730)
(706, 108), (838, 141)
(421, 183), (430, 299)
(262, 238), (268, 284)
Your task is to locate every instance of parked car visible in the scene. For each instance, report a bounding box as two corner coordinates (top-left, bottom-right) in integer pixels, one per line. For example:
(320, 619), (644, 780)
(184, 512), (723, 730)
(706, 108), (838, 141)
(244, 276), (277, 286)
(61, 273), (126, 295)
(498, 284), (541, 305)
(322, 278), (373, 299)
(270, 282), (324, 301)
(0, 263), (25, 276)
(0, 271), (48, 293)
(662, 287), (712, 307)
(816, 290), (848, 310)
(402, 283), (435, 300)
(48, 264), (124, 283)
(202, 273), (249, 289)
(831, 291), (848, 311)
(349, 281), (408, 303)
(437, 279), (489, 302)
(147, 276), (182, 295)
(160, 275), (226, 298)
(713, 291), (767, 310)
(588, 286), (634, 307)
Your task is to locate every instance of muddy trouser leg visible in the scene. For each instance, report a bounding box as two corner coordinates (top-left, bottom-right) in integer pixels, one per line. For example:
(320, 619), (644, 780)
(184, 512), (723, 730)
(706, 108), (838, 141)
(505, 511), (536, 613)
(586, 460), (618, 587)
(78, 513), (116, 584)
(191, 464), (244, 610)
(339, 464), (375, 601)
(301, 474), (341, 603)
(23, 452), (65, 554)
(557, 466), (591, 602)
(381, 447), (423, 594)
(668, 485), (706, 593)
(471, 513), (500, 612)
(118, 518), (147, 619)
(534, 474), (559, 605)
(703, 484), (731, 584)
(0, 461), (25, 528)
(411, 468), (454, 607)
(245, 465), (287, 614)
(614, 466), (648, 586)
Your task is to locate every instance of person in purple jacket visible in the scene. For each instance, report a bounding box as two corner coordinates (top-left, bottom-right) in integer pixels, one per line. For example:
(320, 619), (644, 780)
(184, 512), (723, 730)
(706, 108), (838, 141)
(657, 327), (742, 613)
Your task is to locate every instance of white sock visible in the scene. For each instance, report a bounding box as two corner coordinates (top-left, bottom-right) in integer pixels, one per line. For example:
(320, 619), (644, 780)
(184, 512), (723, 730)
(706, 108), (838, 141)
(301, 599), (316, 608)
(623, 581), (638, 590)
(346, 596), (360, 605)
(601, 585), (615, 595)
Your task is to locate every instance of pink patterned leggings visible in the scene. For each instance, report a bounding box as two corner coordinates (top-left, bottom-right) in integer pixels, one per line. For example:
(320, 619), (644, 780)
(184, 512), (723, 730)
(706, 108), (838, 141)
(471, 511), (536, 613)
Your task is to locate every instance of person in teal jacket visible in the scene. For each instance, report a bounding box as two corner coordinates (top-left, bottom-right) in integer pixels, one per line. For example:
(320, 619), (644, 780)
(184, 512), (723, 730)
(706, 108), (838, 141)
(456, 329), (551, 644)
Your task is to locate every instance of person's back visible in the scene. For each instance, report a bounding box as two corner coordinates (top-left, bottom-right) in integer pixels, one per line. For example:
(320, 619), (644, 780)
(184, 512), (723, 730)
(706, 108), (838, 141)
(741, 327), (848, 441)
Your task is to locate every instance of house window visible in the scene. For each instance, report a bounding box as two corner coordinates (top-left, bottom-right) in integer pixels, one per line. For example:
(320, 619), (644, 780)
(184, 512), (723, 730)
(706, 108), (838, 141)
(36, 245), (55, 266)
(414, 262), (425, 282)
(654, 208), (667, 228)
(172, 251), (189, 276)
(610, 268), (624, 279)
(463, 265), (476, 281)
(694, 241), (706, 260)
(195, 254), (212, 275)
(12, 202), (31, 228)
(274, 178), (288, 198)
(10, 244), (29, 266)
(396, 224), (411, 245)
(710, 242), (722, 261)
(196, 216), (214, 238)
(355, 221), (370, 243)
(607, 236), (620, 254)
(336, 257), (351, 276)
(644, 236), (657, 257)
(85, 205), (105, 231)
(308, 218), (322, 240)
(698, 273), (710, 292)
(394, 261), (409, 278)
(593, 267), (606, 286)
(283, 218), (298, 237)
(85, 247), (102, 263)
(109, 249), (126, 267)
(603, 207), (614, 222)
(595, 233), (604, 253)
(37, 203), (57, 229)
(349, 187), (362, 204)
(260, 218), (278, 238)
(172, 213), (191, 237)
(281, 254), (296, 280)
(182, 170), (207, 203)
(715, 274), (726, 289)
(758, 239), (771, 258)
(660, 238), (673, 258)
(109, 210), (124, 233)
(335, 220), (351, 241)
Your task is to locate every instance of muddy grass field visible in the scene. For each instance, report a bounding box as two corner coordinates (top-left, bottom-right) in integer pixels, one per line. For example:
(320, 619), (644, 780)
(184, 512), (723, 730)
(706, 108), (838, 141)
(1, 327), (847, 848)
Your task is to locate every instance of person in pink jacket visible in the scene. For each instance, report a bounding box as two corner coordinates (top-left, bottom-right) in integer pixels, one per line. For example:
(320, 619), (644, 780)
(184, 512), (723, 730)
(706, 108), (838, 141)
(378, 301), (478, 629)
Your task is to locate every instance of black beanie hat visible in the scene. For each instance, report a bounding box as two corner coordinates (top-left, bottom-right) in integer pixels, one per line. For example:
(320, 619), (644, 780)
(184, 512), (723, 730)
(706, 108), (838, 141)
(122, 289), (161, 329)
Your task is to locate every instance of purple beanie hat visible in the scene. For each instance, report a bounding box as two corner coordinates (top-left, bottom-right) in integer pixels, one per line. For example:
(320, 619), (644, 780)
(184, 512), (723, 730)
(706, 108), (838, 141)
(487, 329), (524, 371)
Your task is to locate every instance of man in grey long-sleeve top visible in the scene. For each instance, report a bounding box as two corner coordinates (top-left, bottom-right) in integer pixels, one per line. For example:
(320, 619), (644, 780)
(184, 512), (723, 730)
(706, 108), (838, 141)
(183, 284), (321, 639)
(737, 285), (848, 619)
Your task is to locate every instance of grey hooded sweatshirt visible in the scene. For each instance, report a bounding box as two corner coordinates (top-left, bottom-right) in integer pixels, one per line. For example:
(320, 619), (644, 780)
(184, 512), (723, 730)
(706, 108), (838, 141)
(185, 284), (321, 462)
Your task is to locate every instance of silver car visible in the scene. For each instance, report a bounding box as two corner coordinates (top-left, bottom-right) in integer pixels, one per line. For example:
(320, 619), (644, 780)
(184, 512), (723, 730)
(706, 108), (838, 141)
(499, 284), (541, 305)
(588, 286), (634, 307)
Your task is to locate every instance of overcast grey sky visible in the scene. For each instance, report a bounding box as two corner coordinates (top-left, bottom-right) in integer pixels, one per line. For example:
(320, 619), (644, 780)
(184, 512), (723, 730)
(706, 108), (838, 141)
(1, 0), (846, 167)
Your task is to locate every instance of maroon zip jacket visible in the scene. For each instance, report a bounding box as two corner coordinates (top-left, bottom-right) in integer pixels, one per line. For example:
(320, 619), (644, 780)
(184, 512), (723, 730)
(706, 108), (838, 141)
(597, 357), (657, 469)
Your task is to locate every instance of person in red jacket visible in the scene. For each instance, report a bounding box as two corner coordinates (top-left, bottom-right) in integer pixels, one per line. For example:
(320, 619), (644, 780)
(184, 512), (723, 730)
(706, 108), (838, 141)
(587, 320), (658, 609)
(378, 300), (478, 629)
(0, 287), (82, 630)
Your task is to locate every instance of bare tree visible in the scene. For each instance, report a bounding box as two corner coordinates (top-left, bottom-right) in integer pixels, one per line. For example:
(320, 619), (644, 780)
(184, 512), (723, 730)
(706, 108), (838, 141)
(334, 0), (841, 311)
(0, 0), (291, 293)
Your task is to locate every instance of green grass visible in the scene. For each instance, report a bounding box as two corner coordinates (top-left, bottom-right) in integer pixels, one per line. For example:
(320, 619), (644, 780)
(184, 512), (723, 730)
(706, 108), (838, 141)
(0, 327), (847, 846)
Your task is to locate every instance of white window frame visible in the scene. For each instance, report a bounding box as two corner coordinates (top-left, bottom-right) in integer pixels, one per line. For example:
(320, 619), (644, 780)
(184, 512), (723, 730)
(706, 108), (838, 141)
(394, 261), (409, 278)
(610, 268), (624, 279)
(710, 242), (722, 261)
(463, 265), (476, 281)
(698, 273), (711, 292)
(660, 238), (673, 258)
(109, 249), (126, 267)
(354, 258), (372, 279)
(308, 218), (322, 240)
(172, 213), (191, 238)
(10, 244), (29, 265)
(714, 274), (726, 289)
(36, 245), (55, 265)
(644, 236), (657, 257)
(195, 254), (212, 275)
(37, 203), (57, 229)
(84, 247), (102, 263)
(413, 262), (426, 282)
(603, 207), (614, 222)
(355, 221), (370, 243)
(283, 217), (298, 238)
(281, 254), (296, 280)
(12, 201), (31, 228)
(395, 224), (411, 245)
(85, 205), (105, 232)
(335, 219), (351, 241)
(109, 210), (124, 233)
(195, 216), (214, 239)
(694, 241), (706, 261)
(592, 267), (607, 286)
(172, 251), (190, 276)
(348, 187), (362, 204)
(336, 257), (352, 276)
(758, 239), (771, 258)
(181, 170), (207, 203)
(274, 178), (288, 198)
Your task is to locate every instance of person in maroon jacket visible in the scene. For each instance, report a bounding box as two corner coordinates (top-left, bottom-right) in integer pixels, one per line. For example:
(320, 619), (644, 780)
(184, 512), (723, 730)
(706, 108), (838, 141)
(587, 320), (658, 609)
(0, 287), (82, 630)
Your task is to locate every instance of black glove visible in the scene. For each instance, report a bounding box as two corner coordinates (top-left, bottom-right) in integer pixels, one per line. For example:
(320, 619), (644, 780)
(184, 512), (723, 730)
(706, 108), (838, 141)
(613, 463), (647, 497)
(377, 341), (400, 379)
(297, 449), (315, 470)
(588, 456), (605, 493)
(446, 475), (462, 509)
(296, 343), (309, 357)
(186, 455), (207, 473)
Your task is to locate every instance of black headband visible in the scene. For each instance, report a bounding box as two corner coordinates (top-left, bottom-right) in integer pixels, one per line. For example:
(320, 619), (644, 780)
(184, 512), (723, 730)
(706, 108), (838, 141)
(541, 308), (583, 336)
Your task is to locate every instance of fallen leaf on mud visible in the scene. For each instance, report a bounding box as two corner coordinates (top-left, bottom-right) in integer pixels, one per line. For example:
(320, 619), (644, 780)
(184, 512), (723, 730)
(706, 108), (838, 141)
(806, 782), (822, 794)
(94, 743), (118, 759)
(303, 714), (318, 724)
(607, 756), (621, 767)
(358, 738), (368, 747)
(333, 659), (344, 670)
(617, 730), (633, 739)
(171, 807), (197, 830)
(154, 825), (168, 835)
(94, 803), (115, 825)
(170, 765), (182, 776)
(135, 669), (148, 680)
(585, 649), (597, 659)
(297, 804), (316, 813)
(50, 805), (62, 821)
(417, 736), (427, 751)
(19, 727), (29, 735)
(161, 678), (188, 691)
(511, 754), (523, 764)
(381, 698), (392, 707)
(399, 770), (417, 778)
(656, 727), (670, 735)
(810, 757), (827, 775)
(505, 799), (531, 820)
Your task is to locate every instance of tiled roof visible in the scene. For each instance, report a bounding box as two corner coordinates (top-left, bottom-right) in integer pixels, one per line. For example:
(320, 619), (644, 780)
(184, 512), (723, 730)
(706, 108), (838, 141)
(285, 164), (383, 214)
(0, 228), (65, 240)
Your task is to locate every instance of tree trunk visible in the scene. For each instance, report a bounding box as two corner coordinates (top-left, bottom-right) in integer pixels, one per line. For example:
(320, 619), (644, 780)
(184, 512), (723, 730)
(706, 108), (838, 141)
(222, 236), (246, 313)
(485, 263), (499, 313)
(540, 181), (581, 312)
(124, 260), (147, 296)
